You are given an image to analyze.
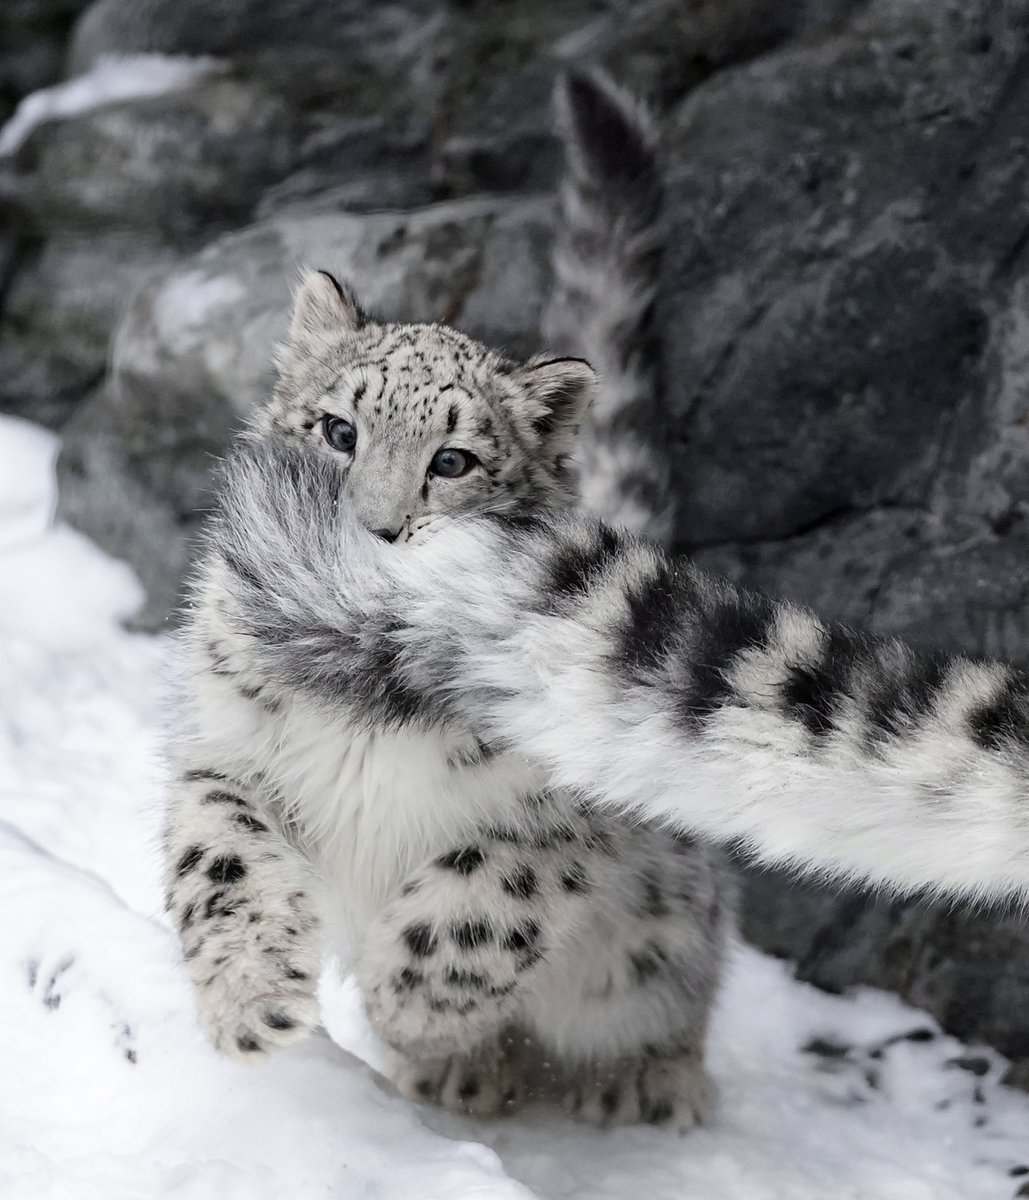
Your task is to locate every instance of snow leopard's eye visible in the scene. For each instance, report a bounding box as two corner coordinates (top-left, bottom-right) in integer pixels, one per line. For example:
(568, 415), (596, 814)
(429, 448), (477, 479)
(322, 415), (357, 453)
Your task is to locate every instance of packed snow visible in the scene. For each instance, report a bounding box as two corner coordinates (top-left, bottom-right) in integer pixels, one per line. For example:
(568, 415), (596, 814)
(0, 411), (1026, 1199)
(0, 54), (221, 157)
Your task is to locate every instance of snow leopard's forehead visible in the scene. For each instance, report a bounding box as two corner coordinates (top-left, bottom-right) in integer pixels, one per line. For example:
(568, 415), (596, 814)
(262, 320), (545, 483)
(267, 321), (513, 444)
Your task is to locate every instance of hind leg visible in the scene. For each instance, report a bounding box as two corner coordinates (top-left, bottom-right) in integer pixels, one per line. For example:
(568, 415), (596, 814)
(563, 1040), (713, 1133)
(524, 819), (733, 1133)
(383, 1030), (527, 1118)
(354, 822), (573, 1117)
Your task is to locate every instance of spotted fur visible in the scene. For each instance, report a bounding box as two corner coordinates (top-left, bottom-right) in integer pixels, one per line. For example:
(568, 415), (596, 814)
(166, 73), (729, 1133)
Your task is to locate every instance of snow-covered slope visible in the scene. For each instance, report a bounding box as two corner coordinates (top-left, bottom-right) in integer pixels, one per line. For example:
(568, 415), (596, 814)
(0, 412), (1025, 1200)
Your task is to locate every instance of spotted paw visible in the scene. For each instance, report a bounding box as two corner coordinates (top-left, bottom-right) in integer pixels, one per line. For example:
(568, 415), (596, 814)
(563, 1049), (713, 1133)
(184, 897), (323, 1062)
(198, 979), (321, 1063)
(390, 1037), (526, 1118)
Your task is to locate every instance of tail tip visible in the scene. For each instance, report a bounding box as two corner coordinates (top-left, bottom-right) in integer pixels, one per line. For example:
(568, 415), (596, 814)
(555, 66), (657, 187)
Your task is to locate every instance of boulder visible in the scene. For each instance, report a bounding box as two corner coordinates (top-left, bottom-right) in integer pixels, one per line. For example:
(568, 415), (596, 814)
(67, 0), (446, 75)
(0, 0), (92, 124)
(0, 57), (439, 428)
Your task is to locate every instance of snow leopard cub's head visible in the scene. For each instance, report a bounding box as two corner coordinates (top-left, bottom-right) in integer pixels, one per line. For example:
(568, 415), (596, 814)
(250, 270), (595, 543)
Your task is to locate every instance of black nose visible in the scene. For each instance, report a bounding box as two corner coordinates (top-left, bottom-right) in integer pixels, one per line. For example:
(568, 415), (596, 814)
(371, 527), (401, 543)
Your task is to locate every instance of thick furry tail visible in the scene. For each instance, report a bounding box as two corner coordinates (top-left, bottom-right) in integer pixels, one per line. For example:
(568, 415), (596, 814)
(214, 442), (1029, 903)
(544, 69), (674, 543)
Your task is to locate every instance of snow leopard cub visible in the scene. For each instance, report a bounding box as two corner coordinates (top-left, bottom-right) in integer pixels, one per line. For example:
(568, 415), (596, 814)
(164, 268), (732, 1131)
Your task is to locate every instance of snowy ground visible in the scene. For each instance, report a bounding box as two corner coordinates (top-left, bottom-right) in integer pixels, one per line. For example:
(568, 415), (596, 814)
(0, 411), (1027, 1200)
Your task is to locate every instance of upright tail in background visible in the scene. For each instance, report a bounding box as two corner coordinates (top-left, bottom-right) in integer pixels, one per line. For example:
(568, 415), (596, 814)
(545, 69), (675, 545)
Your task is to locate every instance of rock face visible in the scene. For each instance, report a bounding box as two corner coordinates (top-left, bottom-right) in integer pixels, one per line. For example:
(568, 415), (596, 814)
(0, 1), (92, 125)
(6, 0), (1029, 1074)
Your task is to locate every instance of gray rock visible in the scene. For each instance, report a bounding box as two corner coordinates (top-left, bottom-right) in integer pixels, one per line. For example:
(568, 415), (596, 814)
(68, 0), (447, 75)
(0, 56), (437, 429)
(660, 0), (1024, 545)
(56, 196), (553, 628)
(0, 234), (180, 427)
(8, 72), (298, 240)
(0, 0), (92, 123)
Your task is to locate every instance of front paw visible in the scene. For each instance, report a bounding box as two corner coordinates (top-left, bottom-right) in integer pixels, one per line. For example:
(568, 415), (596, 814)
(182, 891), (322, 1062)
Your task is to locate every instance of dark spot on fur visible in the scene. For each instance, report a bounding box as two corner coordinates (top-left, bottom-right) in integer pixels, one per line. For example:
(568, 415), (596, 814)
(501, 864), (538, 899)
(179, 902), (196, 931)
(202, 790), (247, 807)
(234, 811), (269, 834)
(436, 846), (486, 875)
(503, 920), (540, 954)
(395, 967), (424, 991)
(236, 1035), (262, 1054)
(403, 923), (439, 957)
(282, 965), (308, 981)
(640, 873), (670, 918)
(485, 825), (522, 845)
(204, 890), (238, 920)
(561, 862), (590, 893)
(182, 768), (230, 784)
(458, 1075), (480, 1100)
(642, 1097), (675, 1124)
(616, 560), (686, 676)
(547, 527), (619, 600)
(264, 1011), (296, 1031)
(207, 855), (247, 885)
(629, 941), (668, 984)
(968, 685), (1029, 751)
(864, 654), (947, 744)
(680, 588), (777, 726)
(550, 822), (576, 844)
(175, 845), (204, 876)
(415, 1078), (436, 1098)
(444, 968), (488, 990)
(452, 919), (493, 950)
(782, 653), (847, 737)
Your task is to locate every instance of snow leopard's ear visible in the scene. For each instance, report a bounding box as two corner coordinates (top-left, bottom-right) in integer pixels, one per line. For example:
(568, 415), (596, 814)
(289, 269), (365, 342)
(513, 356), (596, 457)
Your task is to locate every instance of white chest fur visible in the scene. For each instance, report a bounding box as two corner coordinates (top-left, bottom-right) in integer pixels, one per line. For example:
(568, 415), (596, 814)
(188, 658), (544, 949)
(278, 703), (543, 942)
